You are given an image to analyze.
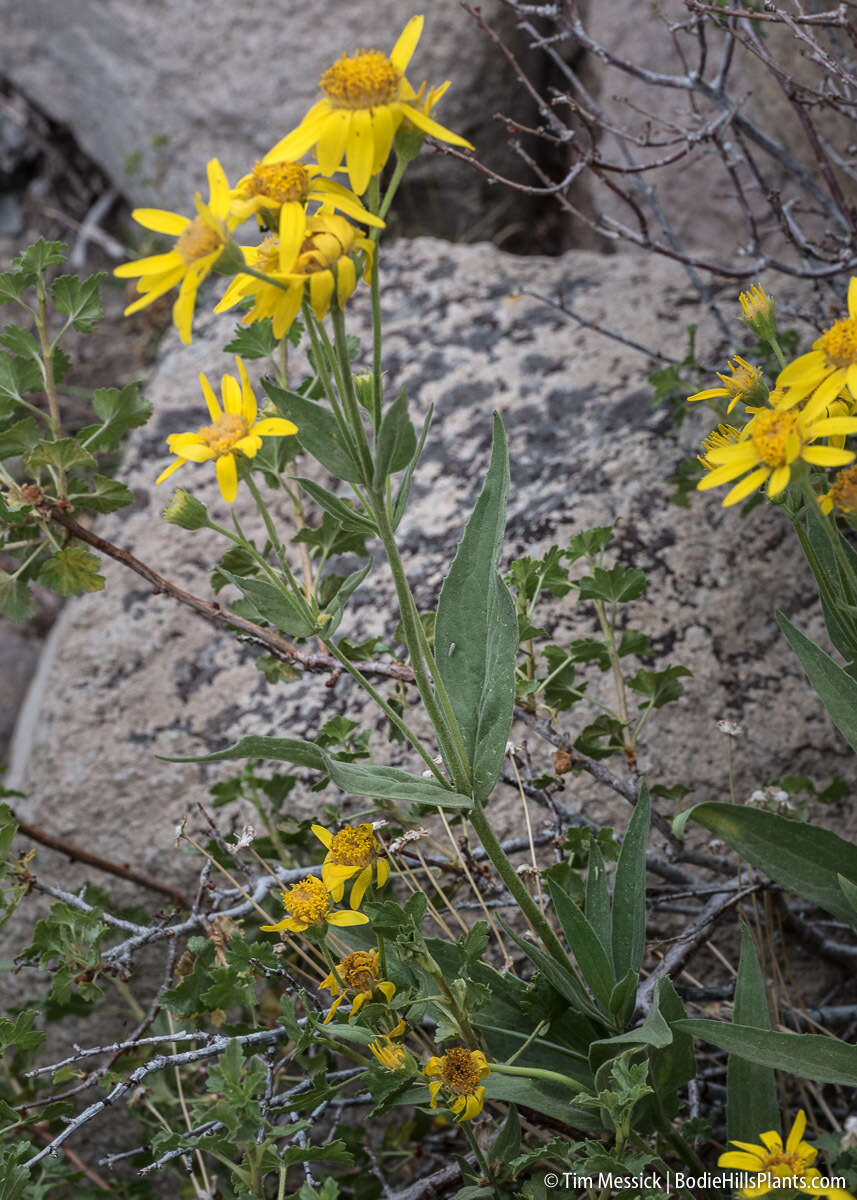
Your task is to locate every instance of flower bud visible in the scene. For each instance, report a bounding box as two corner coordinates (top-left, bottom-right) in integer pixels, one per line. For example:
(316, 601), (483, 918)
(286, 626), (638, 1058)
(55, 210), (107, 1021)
(738, 283), (776, 341)
(161, 489), (209, 530)
(394, 122), (426, 165)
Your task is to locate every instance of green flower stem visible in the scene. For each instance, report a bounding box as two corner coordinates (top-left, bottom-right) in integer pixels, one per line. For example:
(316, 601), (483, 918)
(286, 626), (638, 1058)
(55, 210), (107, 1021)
(319, 635), (445, 781)
(375, 157), (408, 230)
(208, 516), (283, 590)
(318, 936), (347, 992)
(490, 1061), (586, 1094)
(367, 174), (384, 436)
(593, 595), (633, 755)
(766, 333), (788, 372)
(422, 962), (481, 1051)
(370, 489), (471, 792)
(468, 802), (579, 974)
(461, 1123), (499, 1198)
(330, 306), (374, 483)
(244, 474), (312, 623)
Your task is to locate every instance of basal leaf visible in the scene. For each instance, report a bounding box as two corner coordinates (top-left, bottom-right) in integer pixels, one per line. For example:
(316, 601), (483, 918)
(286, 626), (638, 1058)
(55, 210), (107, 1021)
(611, 782), (650, 981)
(546, 877), (614, 1012)
(776, 610), (857, 753)
(727, 923), (780, 1143)
(679, 1020), (857, 1086)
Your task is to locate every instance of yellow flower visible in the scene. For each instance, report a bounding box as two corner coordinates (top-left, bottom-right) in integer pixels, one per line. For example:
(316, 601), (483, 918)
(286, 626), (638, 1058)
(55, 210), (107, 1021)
(319, 948), (395, 1024)
(697, 423), (741, 472)
(697, 392), (857, 507)
(154, 357), (296, 503)
(115, 159), (239, 345)
(260, 874), (369, 935)
(369, 1036), (407, 1070)
(264, 16), (473, 195)
(777, 278), (857, 409)
(687, 356), (766, 413)
(230, 160), (384, 231)
(214, 212), (374, 338)
(312, 822), (390, 908)
(424, 1047), (490, 1122)
(719, 1109), (855, 1199)
(820, 463), (857, 515)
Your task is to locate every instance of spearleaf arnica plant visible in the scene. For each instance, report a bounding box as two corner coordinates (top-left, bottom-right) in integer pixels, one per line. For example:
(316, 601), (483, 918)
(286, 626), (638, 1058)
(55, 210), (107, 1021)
(2, 12), (857, 1200)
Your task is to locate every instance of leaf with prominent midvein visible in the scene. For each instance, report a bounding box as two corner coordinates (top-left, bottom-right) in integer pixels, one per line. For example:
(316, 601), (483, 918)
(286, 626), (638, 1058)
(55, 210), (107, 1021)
(159, 736), (471, 810)
(678, 1021), (857, 1086)
(546, 877), (614, 1013)
(435, 413), (518, 802)
(673, 801), (857, 924)
(727, 924), (779, 1143)
(776, 610), (857, 753)
(611, 782), (650, 980)
(264, 380), (362, 483)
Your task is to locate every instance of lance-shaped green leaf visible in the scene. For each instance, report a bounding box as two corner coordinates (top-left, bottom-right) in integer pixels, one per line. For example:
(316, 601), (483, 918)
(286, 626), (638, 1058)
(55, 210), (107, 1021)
(776, 610), (857, 753)
(323, 562), (372, 633)
(795, 504), (857, 662)
(673, 801), (857, 925)
(499, 915), (604, 1025)
(585, 841), (613, 970)
(727, 923), (780, 1143)
(546, 877), (614, 1012)
(678, 1020), (857, 1086)
(839, 874), (857, 929)
(293, 477), (377, 533)
(374, 387), (416, 486)
(220, 571), (316, 637)
(435, 413), (518, 802)
(264, 381), (362, 483)
(612, 782), (650, 980)
(161, 735), (471, 810)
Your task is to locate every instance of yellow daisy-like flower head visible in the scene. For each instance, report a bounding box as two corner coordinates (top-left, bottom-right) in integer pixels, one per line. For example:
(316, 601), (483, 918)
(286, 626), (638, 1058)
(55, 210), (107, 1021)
(312, 822), (390, 908)
(369, 1036), (408, 1071)
(424, 1046), (490, 1123)
(697, 391), (857, 507)
(777, 278), (857, 410)
(719, 1110), (856, 1199)
(154, 357), (297, 503)
(687, 355), (767, 414)
(260, 874), (370, 935)
(230, 160), (385, 232)
(319, 948), (396, 1024)
(820, 463), (857, 515)
(264, 16), (474, 195)
(214, 212), (375, 339)
(115, 159), (240, 345)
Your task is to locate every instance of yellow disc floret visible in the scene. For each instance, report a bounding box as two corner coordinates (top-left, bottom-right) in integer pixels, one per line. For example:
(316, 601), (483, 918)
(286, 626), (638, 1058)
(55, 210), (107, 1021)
(321, 49), (402, 108)
(821, 464), (857, 515)
(244, 161), (311, 205)
(282, 876), (331, 927)
(176, 217), (223, 265)
(817, 318), (857, 369)
(329, 824), (378, 868)
(749, 410), (800, 467)
(196, 412), (248, 457)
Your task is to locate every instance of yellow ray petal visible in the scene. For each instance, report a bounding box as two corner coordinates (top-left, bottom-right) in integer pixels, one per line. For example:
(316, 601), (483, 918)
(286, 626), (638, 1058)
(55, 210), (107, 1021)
(723, 466), (770, 506)
(327, 910), (370, 926)
(399, 104), (474, 149)
(371, 104), (396, 175)
(264, 104), (331, 163)
(349, 865), (372, 910)
(200, 373), (220, 421)
(122, 268), (185, 315)
(216, 452), (238, 503)
(686, 387), (729, 403)
(777, 350), (826, 387)
(336, 255), (357, 309)
(207, 158), (230, 213)
(251, 417), (298, 437)
(767, 464), (792, 497)
(155, 457), (186, 485)
(849, 276), (857, 320)
(376, 859), (390, 887)
(346, 109), (375, 196)
(310, 269), (335, 320)
(114, 250), (183, 278)
(236, 355), (257, 425)
(801, 445), (855, 466)
(233, 435), (262, 458)
(172, 273), (200, 345)
(317, 110), (351, 178)
(312, 824), (333, 849)
(131, 208), (191, 236)
(221, 373), (242, 416)
(278, 201), (307, 273)
(390, 15), (424, 73)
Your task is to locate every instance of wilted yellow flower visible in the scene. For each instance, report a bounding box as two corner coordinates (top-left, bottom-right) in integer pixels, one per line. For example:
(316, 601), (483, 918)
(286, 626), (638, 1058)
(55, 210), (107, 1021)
(820, 463), (857, 515)
(718, 1109), (855, 1199)
(230, 160), (384, 231)
(260, 874), (369, 935)
(264, 16), (473, 195)
(320, 948), (395, 1024)
(777, 278), (857, 409)
(370, 1037), (407, 1071)
(155, 357), (296, 503)
(687, 356), (766, 413)
(215, 212), (374, 337)
(115, 159), (240, 345)
(424, 1047), (490, 1122)
(697, 394), (857, 507)
(312, 822), (390, 908)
